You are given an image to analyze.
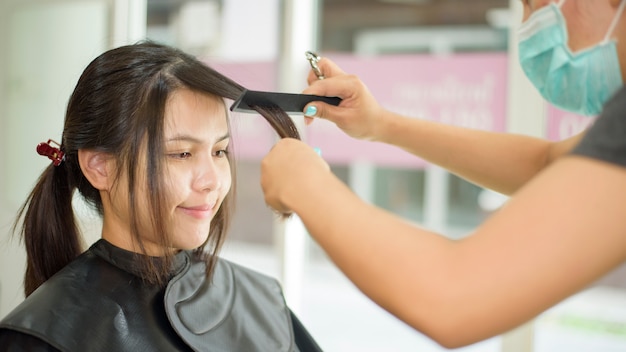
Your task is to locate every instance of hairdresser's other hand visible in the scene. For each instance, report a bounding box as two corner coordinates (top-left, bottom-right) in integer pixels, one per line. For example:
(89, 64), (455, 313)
(302, 58), (387, 141)
(261, 138), (331, 214)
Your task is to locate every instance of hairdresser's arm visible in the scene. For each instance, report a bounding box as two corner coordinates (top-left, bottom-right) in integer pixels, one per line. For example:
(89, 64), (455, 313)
(302, 59), (583, 195)
(261, 139), (626, 348)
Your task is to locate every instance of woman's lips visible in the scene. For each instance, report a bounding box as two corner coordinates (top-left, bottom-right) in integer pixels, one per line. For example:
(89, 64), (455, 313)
(178, 204), (215, 219)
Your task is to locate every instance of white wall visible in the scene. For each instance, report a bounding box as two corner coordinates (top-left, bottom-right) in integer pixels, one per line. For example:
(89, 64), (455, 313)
(0, 0), (109, 317)
(216, 0), (280, 61)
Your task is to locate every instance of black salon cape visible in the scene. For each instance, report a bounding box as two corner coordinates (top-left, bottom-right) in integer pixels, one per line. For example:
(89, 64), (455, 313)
(0, 240), (322, 352)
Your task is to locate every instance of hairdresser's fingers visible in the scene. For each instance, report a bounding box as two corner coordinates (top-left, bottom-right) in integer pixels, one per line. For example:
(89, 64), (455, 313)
(261, 138), (329, 213)
(306, 58), (347, 84)
(303, 69), (359, 127)
(302, 75), (383, 140)
(303, 73), (365, 102)
(302, 100), (364, 137)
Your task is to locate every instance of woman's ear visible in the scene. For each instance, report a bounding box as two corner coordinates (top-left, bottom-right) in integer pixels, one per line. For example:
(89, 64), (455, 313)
(78, 149), (114, 191)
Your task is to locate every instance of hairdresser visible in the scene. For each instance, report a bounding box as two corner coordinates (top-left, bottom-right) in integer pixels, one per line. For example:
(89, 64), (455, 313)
(261, 0), (626, 348)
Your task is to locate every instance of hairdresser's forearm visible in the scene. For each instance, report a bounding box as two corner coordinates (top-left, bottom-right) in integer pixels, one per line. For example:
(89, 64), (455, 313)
(375, 111), (581, 195)
(286, 172), (482, 346)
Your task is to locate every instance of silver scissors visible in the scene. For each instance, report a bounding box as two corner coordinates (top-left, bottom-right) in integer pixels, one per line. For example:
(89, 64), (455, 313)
(305, 51), (325, 80)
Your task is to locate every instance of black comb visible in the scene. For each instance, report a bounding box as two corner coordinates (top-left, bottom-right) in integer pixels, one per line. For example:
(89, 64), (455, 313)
(230, 89), (341, 115)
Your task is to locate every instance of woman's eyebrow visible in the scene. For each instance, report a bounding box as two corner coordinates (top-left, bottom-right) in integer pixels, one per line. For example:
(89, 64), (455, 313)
(166, 133), (230, 144)
(216, 133), (230, 143)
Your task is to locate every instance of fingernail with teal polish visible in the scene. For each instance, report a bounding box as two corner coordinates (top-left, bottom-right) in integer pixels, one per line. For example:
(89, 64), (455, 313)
(305, 105), (317, 117)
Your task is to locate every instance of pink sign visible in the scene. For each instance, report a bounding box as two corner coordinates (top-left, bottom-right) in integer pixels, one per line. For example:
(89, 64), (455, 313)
(546, 105), (595, 141)
(308, 53), (508, 167)
(207, 53), (509, 168)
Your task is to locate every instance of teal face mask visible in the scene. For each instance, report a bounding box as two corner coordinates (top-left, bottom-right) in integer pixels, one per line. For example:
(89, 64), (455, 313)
(518, 0), (626, 116)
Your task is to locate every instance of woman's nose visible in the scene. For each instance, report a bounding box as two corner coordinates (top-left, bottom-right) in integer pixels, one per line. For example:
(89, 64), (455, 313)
(193, 158), (221, 192)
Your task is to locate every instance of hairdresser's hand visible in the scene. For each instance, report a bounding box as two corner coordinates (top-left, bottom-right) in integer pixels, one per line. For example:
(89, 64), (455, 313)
(261, 138), (331, 214)
(302, 58), (387, 142)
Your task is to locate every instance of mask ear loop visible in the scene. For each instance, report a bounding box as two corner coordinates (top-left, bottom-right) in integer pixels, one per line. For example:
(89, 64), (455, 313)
(603, 0), (626, 43)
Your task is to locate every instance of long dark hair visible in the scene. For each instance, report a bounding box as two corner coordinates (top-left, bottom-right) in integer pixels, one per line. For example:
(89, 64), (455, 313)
(15, 42), (300, 297)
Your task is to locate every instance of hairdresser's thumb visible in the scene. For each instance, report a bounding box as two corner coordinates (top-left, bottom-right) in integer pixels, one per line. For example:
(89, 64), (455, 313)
(303, 104), (317, 126)
(303, 102), (339, 126)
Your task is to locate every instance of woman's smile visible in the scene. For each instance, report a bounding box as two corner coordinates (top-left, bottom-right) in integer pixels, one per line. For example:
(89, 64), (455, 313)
(178, 203), (216, 220)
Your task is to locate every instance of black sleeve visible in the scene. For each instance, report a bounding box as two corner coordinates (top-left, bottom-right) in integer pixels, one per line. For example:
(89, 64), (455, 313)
(572, 86), (626, 167)
(0, 329), (60, 352)
(289, 310), (324, 352)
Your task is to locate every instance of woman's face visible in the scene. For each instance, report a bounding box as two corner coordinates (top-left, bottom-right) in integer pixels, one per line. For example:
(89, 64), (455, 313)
(162, 89), (232, 250)
(102, 89), (232, 255)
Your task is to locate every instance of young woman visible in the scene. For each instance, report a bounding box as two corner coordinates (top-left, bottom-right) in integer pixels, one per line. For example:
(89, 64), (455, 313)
(0, 42), (320, 352)
(260, 0), (626, 348)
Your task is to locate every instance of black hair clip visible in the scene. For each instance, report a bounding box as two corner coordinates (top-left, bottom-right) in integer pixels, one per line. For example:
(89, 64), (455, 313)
(36, 139), (65, 166)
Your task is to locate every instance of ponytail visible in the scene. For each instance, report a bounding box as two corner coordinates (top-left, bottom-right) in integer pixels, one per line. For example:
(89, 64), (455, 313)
(15, 159), (81, 297)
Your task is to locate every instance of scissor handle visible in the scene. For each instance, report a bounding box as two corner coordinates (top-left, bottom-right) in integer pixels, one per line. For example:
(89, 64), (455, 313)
(305, 51), (325, 80)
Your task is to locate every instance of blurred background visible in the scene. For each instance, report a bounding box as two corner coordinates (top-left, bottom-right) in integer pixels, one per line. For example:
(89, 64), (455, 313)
(2, 0), (626, 351)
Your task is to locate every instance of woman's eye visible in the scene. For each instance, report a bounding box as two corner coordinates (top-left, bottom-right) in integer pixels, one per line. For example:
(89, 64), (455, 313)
(170, 152), (192, 159)
(215, 149), (229, 158)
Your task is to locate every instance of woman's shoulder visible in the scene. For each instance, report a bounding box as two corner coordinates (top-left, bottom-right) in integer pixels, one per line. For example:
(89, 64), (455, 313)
(1, 249), (109, 318)
(0, 248), (149, 351)
(0, 328), (61, 352)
